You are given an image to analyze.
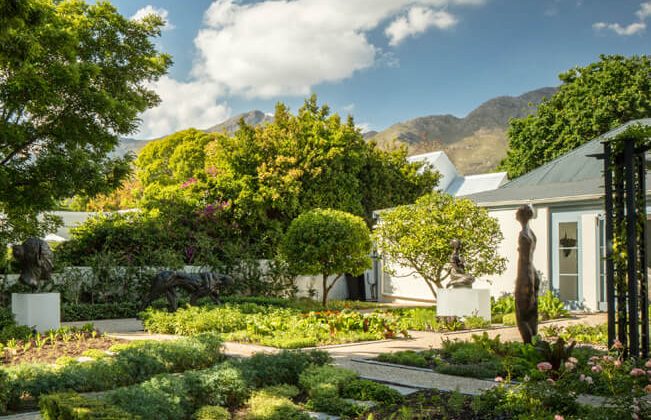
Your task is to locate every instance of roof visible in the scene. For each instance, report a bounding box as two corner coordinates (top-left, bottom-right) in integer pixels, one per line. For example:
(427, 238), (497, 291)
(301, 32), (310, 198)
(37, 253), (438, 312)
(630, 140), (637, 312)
(451, 172), (508, 197)
(465, 119), (651, 207)
(407, 151), (458, 191)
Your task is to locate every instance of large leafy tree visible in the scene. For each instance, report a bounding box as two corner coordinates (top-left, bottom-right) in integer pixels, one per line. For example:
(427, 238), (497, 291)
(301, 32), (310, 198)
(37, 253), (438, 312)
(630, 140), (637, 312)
(499, 55), (651, 178)
(280, 208), (372, 305)
(0, 0), (171, 242)
(373, 192), (506, 297)
(134, 96), (439, 257)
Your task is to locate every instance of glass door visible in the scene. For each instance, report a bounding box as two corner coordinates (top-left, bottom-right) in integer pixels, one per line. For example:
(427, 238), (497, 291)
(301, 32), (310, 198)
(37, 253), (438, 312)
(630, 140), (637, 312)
(552, 212), (582, 308)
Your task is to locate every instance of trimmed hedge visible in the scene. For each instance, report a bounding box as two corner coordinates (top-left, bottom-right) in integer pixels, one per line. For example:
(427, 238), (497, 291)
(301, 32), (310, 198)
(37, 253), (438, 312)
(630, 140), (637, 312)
(193, 405), (230, 420)
(39, 393), (136, 420)
(2, 333), (224, 412)
(61, 303), (140, 322)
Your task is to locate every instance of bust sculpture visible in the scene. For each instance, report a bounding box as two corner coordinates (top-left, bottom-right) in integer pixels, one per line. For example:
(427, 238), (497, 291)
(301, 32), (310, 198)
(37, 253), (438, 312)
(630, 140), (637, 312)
(12, 237), (54, 291)
(446, 239), (475, 288)
(514, 204), (540, 344)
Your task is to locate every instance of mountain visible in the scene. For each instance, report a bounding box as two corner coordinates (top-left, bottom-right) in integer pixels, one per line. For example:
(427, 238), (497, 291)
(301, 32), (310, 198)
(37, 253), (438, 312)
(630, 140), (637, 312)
(205, 110), (274, 134)
(367, 87), (557, 174)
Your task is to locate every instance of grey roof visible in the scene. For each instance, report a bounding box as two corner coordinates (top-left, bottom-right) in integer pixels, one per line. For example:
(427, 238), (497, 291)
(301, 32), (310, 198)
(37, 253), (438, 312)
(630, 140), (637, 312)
(466, 119), (651, 207)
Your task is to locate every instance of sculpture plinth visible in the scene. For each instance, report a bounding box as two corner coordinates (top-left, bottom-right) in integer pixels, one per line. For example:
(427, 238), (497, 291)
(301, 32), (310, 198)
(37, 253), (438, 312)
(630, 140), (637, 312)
(12, 293), (60, 333)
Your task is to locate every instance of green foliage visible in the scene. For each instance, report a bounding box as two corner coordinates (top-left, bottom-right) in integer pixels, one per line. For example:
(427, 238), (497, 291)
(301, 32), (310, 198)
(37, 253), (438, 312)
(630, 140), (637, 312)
(195, 362), (250, 408)
(500, 54), (651, 178)
(246, 387), (309, 420)
(538, 291), (569, 320)
(542, 323), (608, 346)
(240, 350), (331, 388)
(2, 334), (223, 411)
(491, 294), (515, 323)
(39, 392), (135, 420)
(387, 306), (438, 331)
(280, 208), (372, 305)
(534, 337), (576, 371)
(299, 365), (365, 417)
(373, 192), (506, 296)
(341, 379), (404, 404)
(0, 370), (9, 414)
(0, 0), (171, 242)
(193, 405), (230, 420)
(501, 312), (516, 326)
(61, 302), (141, 322)
(377, 350), (436, 368)
(141, 303), (408, 348)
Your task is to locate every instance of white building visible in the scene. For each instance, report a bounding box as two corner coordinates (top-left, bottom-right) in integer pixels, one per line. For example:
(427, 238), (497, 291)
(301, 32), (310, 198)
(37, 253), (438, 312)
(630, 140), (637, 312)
(374, 119), (651, 311)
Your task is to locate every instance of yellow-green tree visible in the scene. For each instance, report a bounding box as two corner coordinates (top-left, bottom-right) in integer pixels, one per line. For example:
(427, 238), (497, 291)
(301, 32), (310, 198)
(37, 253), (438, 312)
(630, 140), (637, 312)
(373, 193), (506, 297)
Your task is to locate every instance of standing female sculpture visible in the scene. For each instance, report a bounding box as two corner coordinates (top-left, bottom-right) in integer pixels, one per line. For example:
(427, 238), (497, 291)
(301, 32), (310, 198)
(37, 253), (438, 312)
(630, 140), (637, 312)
(514, 204), (540, 344)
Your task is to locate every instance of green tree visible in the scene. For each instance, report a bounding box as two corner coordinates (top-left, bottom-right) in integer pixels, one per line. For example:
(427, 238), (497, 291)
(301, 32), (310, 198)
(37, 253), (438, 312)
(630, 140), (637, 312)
(280, 208), (372, 305)
(195, 96), (439, 255)
(136, 128), (214, 205)
(499, 54), (651, 178)
(373, 193), (506, 297)
(0, 0), (171, 243)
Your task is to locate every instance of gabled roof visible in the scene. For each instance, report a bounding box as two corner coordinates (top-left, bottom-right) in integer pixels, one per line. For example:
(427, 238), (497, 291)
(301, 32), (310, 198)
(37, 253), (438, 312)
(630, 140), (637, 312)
(465, 119), (651, 207)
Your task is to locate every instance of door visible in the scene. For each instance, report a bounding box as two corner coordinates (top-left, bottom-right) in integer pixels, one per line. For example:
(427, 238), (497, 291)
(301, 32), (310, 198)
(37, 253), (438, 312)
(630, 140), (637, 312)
(551, 212), (582, 308)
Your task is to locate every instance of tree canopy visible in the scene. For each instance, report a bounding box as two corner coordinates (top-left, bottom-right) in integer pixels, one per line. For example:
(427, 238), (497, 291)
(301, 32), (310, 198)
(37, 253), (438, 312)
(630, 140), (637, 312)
(373, 192), (506, 297)
(134, 95), (439, 256)
(0, 0), (171, 242)
(280, 208), (372, 305)
(499, 54), (651, 179)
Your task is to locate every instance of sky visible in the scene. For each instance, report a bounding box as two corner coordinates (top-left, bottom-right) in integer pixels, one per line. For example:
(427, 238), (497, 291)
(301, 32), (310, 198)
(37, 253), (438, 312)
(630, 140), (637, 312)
(108, 0), (651, 139)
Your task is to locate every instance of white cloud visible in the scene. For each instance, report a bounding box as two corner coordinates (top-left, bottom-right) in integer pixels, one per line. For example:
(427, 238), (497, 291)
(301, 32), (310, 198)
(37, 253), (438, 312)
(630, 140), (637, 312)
(136, 0), (485, 137)
(137, 77), (231, 138)
(386, 7), (457, 46)
(132, 5), (175, 30)
(637, 1), (651, 19)
(342, 103), (355, 113)
(593, 2), (650, 36)
(593, 21), (645, 36)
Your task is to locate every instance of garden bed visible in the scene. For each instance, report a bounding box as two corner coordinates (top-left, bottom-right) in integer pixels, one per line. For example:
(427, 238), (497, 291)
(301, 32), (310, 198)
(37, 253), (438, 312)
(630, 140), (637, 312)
(1, 324), (124, 366)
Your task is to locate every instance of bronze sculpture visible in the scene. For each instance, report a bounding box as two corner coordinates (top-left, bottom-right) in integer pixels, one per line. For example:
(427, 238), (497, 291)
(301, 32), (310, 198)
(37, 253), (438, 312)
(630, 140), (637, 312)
(12, 237), (54, 291)
(141, 270), (234, 312)
(514, 204), (540, 344)
(446, 239), (475, 288)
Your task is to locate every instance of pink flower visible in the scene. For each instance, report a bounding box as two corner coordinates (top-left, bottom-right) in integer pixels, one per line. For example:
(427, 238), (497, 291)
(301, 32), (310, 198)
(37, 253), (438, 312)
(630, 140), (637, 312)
(564, 361), (576, 371)
(567, 357), (578, 364)
(579, 374), (586, 381)
(494, 376), (504, 383)
(180, 177), (198, 189)
(554, 415), (565, 420)
(630, 368), (646, 377)
(591, 365), (603, 373)
(585, 376), (593, 385)
(645, 359), (651, 369)
(547, 378), (556, 385)
(613, 339), (623, 350)
(537, 362), (553, 372)
(589, 356), (600, 362)
(645, 384), (651, 394)
(602, 355), (614, 362)
(613, 360), (622, 368)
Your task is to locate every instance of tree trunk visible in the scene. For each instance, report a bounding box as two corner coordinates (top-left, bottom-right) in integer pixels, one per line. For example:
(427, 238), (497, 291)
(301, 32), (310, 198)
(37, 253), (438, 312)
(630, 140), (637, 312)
(322, 274), (328, 306)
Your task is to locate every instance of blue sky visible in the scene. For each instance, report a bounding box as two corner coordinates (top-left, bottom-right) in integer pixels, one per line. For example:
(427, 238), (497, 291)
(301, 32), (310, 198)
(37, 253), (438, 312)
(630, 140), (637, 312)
(110, 0), (651, 139)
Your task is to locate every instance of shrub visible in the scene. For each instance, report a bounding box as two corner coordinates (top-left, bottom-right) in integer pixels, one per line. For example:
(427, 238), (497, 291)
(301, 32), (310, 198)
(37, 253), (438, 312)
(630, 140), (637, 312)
(538, 291), (569, 320)
(298, 365), (357, 394)
(3, 334), (223, 411)
(341, 379), (404, 404)
(246, 388), (309, 420)
(193, 405), (230, 420)
(491, 294), (515, 316)
(104, 378), (187, 420)
(0, 370), (9, 414)
(299, 365), (365, 417)
(240, 350), (330, 388)
(377, 350), (433, 368)
(62, 303), (140, 321)
(502, 312), (516, 326)
(196, 362), (250, 408)
(39, 392), (135, 419)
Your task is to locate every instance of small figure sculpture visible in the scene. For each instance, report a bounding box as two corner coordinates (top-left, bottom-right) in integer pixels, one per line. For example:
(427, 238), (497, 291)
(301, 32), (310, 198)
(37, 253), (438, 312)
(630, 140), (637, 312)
(141, 270), (234, 312)
(514, 204), (541, 344)
(446, 239), (475, 288)
(12, 237), (54, 291)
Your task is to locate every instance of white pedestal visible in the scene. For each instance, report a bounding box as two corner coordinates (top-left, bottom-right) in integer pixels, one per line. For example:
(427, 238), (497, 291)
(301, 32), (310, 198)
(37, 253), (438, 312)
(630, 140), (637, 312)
(11, 293), (61, 333)
(437, 288), (491, 321)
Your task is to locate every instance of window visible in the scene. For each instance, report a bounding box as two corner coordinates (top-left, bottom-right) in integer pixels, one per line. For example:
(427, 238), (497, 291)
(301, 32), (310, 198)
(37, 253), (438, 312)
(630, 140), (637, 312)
(558, 222), (579, 302)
